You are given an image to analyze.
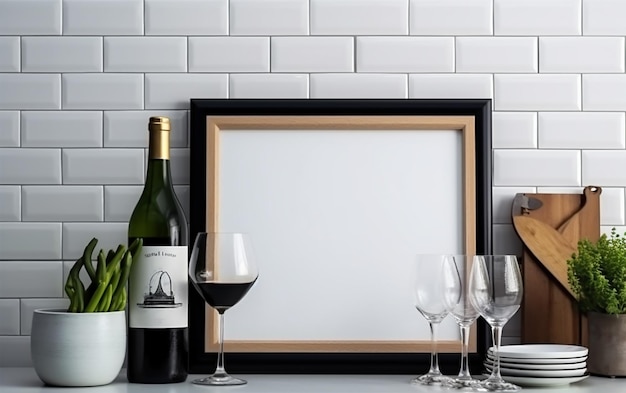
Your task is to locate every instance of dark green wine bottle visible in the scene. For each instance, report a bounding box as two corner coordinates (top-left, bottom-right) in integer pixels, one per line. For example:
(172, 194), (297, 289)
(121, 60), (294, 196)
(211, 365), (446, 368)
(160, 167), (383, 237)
(127, 116), (189, 384)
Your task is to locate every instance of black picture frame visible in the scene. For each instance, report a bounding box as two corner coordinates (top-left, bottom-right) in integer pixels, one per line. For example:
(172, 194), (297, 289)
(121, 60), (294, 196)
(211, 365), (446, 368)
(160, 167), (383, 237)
(188, 99), (492, 375)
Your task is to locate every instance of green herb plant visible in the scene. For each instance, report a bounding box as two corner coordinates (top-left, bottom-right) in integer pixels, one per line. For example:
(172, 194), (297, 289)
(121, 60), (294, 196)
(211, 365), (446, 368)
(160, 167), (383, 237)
(567, 228), (626, 315)
(64, 237), (142, 313)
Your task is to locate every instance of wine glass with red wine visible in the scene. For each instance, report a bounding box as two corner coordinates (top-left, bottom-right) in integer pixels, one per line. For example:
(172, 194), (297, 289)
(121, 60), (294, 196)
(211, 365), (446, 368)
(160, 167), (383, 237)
(189, 232), (259, 386)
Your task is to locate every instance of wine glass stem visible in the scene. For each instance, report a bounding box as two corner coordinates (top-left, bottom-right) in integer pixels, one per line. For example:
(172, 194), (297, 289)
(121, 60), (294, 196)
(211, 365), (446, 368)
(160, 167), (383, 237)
(458, 323), (471, 379)
(490, 325), (503, 379)
(215, 312), (226, 375)
(428, 322), (441, 374)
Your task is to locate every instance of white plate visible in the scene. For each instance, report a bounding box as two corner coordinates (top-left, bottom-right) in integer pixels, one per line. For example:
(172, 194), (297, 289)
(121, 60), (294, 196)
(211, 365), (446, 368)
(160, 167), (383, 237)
(488, 344), (588, 359)
(482, 373), (590, 387)
(484, 358), (586, 370)
(487, 354), (588, 364)
(484, 363), (587, 377)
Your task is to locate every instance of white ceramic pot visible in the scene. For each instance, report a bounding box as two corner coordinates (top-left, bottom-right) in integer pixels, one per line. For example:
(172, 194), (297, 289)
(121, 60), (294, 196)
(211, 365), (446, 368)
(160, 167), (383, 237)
(30, 309), (126, 387)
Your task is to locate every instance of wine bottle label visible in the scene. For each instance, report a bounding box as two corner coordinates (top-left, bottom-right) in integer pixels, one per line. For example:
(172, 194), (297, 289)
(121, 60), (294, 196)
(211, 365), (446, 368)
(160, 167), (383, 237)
(129, 246), (188, 328)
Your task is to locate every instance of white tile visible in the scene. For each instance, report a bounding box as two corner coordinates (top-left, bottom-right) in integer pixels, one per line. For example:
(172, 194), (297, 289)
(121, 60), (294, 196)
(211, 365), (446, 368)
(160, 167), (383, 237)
(494, 149), (580, 187)
(0, 111), (19, 147)
(495, 74), (581, 111)
(310, 74), (407, 99)
(0, 74), (61, 110)
(271, 37), (354, 73)
(22, 37), (102, 72)
(230, 74), (309, 99)
(311, 0), (408, 35)
(0, 0), (61, 35)
(410, 0), (492, 35)
(230, 0), (308, 35)
(602, 225), (626, 237)
(174, 185), (190, 222)
(104, 186), (142, 222)
(104, 37), (186, 72)
(0, 261), (63, 298)
(0, 223), (62, 260)
(0, 336), (31, 367)
(492, 187), (537, 224)
(456, 37), (538, 73)
(145, 0), (228, 35)
(583, 151), (626, 187)
(104, 111), (187, 148)
(22, 186), (103, 222)
(189, 37), (269, 72)
(63, 0), (143, 35)
(0, 37), (20, 72)
(540, 37), (624, 73)
(493, 224), (523, 256)
(583, 74), (626, 111)
(21, 111), (102, 148)
(583, 0), (626, 35)
(170, 148), (189, 185)
(538, 112), (625, 149)
(62, 149), (144, 185)
(599, 187), (625, 226)
(534, 186), (583, 194)
(492, 112), (537, 149)
(145, 74), (228, 110)
(357, 37), (453, 73)
(62, 74), (143, 110)
(0, 148), (61, 184)
(494, 0), (581, 35)
(62, 223), (128, 260)
(20, 298), (70, 335)
(0, 186), (20, 221)
(0, 300), (19, 335)
(409, 74), (492, 99)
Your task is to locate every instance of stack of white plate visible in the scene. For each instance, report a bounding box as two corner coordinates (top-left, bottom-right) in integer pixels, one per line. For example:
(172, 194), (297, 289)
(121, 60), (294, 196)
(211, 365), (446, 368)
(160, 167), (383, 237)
(483, 344), (590, 387)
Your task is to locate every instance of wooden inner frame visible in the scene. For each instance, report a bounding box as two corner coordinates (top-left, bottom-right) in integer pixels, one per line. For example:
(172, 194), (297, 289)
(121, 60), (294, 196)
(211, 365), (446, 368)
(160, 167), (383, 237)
(202, 115), (477, 354)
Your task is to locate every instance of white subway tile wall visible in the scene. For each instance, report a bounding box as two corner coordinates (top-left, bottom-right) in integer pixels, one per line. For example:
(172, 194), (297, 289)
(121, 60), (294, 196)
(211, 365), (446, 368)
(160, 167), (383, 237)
(0, 37), (20, 72)
(22, 37), (103, 73)
(356, 37), (454, 73)
(0, 111), (20, 147)
(1, 0), (625, 364)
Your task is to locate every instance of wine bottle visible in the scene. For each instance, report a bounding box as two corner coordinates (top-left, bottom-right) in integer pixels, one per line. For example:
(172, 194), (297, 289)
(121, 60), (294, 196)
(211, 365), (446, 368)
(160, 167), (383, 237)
(127, 116), (189, 383)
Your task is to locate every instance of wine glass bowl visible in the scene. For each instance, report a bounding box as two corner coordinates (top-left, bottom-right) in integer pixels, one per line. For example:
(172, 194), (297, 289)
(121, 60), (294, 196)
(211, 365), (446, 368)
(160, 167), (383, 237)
(470, 255), (523, 392)
(189, 232), (258, 386)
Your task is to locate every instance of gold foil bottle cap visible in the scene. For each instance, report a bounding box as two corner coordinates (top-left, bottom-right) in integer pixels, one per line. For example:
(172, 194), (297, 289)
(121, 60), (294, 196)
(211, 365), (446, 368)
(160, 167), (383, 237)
(149, 116), (171, 132)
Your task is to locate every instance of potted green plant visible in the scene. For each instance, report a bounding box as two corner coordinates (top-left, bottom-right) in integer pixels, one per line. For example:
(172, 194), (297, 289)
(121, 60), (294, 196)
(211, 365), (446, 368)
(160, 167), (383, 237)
(567, 228), (626, 377)
(30, 238), (142, 387)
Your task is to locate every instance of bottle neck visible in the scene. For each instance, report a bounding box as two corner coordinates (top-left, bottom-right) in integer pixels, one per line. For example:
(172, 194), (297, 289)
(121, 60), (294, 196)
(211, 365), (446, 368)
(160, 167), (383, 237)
(149, 129), (170, 160)
(145, 130), (173, 189)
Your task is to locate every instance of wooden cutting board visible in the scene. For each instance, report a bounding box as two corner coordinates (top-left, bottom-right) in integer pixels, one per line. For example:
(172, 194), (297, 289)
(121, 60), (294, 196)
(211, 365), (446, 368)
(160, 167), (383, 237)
(512, 187), (601, 346)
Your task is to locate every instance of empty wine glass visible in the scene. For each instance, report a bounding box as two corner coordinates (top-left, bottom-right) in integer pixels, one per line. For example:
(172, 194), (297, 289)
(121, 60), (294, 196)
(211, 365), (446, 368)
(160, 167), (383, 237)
(469, 255), (523, 392)
(441, 255), (483, 390)
(189, 232), (259, 386)
(411, 254), (451, 385)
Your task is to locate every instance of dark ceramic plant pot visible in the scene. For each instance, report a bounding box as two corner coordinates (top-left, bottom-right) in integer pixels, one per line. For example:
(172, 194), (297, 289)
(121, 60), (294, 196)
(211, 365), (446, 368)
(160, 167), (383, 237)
(588, 311), (626, 377)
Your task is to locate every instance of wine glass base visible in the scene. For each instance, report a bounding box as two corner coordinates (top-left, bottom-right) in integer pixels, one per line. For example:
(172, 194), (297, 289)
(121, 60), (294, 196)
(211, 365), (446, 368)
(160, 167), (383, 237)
(443, 377), (485, 390)
(479, 378), (521, 392)
(192, 374), (247, 386)
(410, 373), (450, 385)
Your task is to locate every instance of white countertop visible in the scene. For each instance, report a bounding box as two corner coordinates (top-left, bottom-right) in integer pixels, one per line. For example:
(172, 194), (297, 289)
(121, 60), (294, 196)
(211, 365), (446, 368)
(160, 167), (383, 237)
(2, 368), (626, 393)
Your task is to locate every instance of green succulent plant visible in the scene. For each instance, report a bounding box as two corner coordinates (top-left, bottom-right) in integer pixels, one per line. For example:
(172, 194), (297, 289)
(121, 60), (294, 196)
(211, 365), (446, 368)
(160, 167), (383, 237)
(64, 237), (142, 313)
(567, 228), (626, 315)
